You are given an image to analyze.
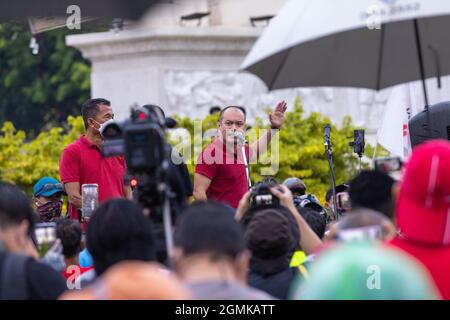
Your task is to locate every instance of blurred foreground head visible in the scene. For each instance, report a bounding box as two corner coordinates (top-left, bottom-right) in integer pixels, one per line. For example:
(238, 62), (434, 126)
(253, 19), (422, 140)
(87, 199), (156, 276)
(60, 261), (191, 300)
(290, 243), (440, 300)
(0, 181), (35, 253)
(173, 202), (248, 280)
(349, 170), (396, 220)
(326, 210), (397, 243)
(396, 140), (450, 246)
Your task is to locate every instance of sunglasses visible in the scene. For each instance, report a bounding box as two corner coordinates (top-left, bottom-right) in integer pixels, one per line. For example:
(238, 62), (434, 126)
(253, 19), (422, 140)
(36, 183), (64, 196)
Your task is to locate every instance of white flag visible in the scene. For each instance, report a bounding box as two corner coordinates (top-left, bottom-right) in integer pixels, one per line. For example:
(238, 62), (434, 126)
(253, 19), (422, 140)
(377, 84), (419, 160)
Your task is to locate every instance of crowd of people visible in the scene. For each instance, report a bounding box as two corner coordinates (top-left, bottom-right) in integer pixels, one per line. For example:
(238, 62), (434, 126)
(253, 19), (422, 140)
(0, 98), (449, 300)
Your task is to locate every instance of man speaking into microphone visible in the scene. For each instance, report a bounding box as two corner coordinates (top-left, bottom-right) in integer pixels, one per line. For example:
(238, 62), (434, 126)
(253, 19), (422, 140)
(194, 102), (287, 208)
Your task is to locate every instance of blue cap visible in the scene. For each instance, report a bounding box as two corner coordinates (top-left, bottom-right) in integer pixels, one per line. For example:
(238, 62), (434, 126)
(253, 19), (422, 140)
(33, 177), (64, 198)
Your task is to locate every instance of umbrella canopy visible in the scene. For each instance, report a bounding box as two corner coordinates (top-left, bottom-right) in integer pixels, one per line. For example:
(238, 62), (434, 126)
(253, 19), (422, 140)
(0, 0), (160, 21)
(241, 0), (450, 104)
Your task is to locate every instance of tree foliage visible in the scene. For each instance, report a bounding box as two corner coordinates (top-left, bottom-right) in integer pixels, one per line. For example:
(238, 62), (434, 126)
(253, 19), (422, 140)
(172, 99), (375, 202)
(1, 100), (379, 202)
(0, 21), (91, 136)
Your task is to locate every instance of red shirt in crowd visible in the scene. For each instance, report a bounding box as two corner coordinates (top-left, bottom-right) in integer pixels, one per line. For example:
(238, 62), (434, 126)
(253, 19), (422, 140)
(195, 138), (250, 209)
(63, 264), (93, 288)
(59, 135), (127, 220)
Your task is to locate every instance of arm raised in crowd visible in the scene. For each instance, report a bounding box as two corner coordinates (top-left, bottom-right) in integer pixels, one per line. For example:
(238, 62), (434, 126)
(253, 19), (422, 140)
(271, 185), (322, 254)
(235, 185), (322, 255)
(64, 182), (82, 209)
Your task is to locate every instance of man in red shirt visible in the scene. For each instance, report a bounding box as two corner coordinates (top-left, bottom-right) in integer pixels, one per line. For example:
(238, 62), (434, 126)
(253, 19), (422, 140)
(60, 98), (132, 221)
(194, 101), (287, 208)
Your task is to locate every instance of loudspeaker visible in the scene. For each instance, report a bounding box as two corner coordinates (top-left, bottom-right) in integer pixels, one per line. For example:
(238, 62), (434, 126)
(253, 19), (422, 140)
(409, 101), (450, 148)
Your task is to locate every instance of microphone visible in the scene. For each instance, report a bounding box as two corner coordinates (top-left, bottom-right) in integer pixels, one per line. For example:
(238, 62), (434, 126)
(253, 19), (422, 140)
(324, 124), (331, 148)
(234, 131), (246, 146)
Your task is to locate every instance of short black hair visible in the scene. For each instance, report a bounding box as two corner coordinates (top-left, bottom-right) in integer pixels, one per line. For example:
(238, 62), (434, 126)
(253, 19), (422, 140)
(56, 219), (82, 258)
(209, 106), (221, 115)
(81, 98), (111, 129)
(254, 177), (280, 188)
(219, 106), (247, 122)
(86, 199), (156, 276)
(297, 207), (326, 239)
(174, 202), (246, 259)
(349, 170), (395, 220)
(0, 181), (35, 234)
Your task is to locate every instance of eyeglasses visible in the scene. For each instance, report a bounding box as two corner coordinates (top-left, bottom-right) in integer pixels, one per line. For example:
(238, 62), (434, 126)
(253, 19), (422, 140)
(36, 183), (63, 196)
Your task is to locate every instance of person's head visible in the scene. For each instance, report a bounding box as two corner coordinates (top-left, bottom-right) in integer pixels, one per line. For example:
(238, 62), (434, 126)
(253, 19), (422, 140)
(349, 170), (395, 220)
(33, 177), (64, 222)
(291, 243), (439, 300)
(283, 177), (306, 196)
(60, 261), (192, 300)
(396, 140), (450, 246)
(81, 98), (114, 133)
(245, 209), (294, 276)
(172, 202), (249, 283)
(217, 106), (246, 145)
(0, 181), (35, 252)
(327, 210), (397, 242)
(56, 219), (82, 259)
(297, 207), (326, 239)
(209, 106), (221, 115)
(87, 199), (156, 276)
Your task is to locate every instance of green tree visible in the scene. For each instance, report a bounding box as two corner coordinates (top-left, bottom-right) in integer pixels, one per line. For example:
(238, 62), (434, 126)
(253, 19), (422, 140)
(0, 103), (379, 202)
(0, 21), (92, 136)
(0, 116), (84, 194)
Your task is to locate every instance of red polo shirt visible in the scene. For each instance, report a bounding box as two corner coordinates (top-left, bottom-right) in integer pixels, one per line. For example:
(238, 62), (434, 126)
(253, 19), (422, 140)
(195, 138), (250, 208)
(60, 135), (127, 220)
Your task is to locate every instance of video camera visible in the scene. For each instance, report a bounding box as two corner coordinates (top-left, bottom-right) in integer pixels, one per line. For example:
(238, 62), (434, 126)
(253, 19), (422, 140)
(243, 181), (300, 253)
(101, 105), (183, 264)
(250, 183), (280, 209)
(100, 105), (176, 220)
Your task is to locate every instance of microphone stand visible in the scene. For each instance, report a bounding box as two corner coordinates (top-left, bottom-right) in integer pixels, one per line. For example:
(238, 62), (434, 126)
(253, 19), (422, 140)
(235, 132), (252, 190)
(241, 142), (252, 190)
(325, 138), (339, 222)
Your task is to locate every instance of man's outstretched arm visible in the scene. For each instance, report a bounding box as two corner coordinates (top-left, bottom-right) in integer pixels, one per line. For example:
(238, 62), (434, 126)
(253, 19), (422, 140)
(249, 101), (287, 162)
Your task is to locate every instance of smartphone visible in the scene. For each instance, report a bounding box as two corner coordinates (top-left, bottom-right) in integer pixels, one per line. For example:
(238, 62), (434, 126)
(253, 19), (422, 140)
(81, 183), (99, 221)
(35, 222), (57, 257)
(374, 157), (402, 174)
(336, 192), (351, 211)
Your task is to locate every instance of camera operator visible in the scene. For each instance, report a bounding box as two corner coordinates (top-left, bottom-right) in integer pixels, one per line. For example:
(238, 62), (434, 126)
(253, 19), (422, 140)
(60, 98), (132, 225)
(100, 104), (191, 265)
(234, 183), (322, 299)
(142, 104), (193, 203)
(283, 177), (328, 223)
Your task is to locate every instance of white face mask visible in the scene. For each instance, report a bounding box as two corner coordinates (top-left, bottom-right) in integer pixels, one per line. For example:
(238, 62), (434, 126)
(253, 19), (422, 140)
(92, 119), (114, 135)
